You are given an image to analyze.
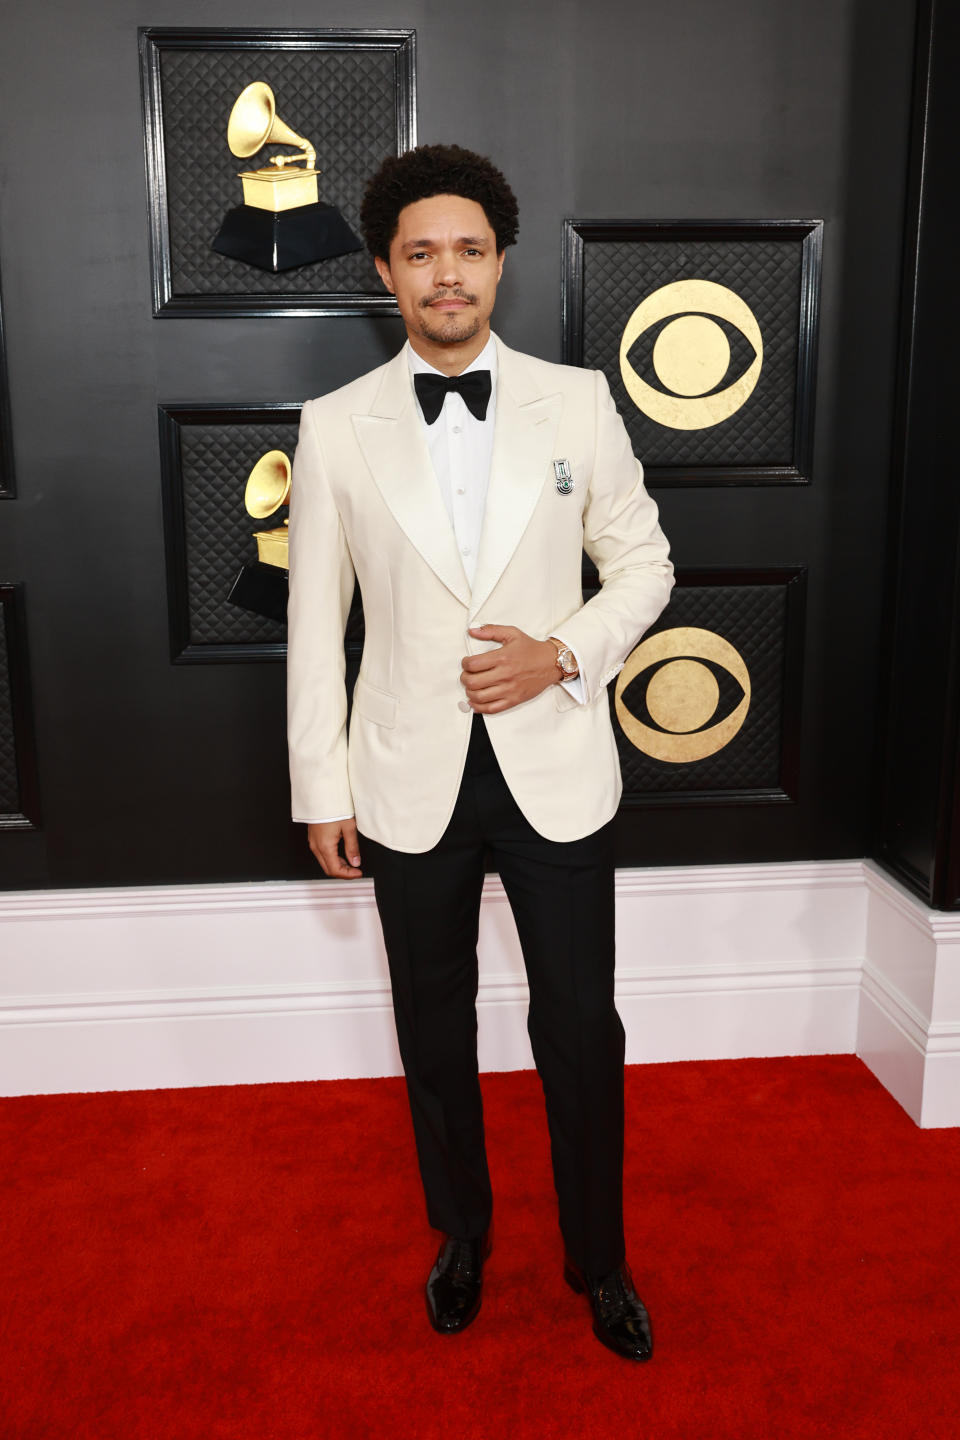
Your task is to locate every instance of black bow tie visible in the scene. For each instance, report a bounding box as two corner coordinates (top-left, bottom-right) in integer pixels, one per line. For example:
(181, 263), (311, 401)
(414, 369), (492, 425)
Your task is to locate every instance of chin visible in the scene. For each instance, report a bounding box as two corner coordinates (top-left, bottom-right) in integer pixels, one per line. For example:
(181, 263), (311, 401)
(421, 313), (482, 344)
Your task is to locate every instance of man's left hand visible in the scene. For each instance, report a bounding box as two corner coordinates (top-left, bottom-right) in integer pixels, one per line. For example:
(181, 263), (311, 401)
(461, 625), (559, 713)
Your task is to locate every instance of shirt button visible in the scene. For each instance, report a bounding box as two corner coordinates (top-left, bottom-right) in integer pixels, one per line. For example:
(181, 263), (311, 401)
(461, 545), (471, 556)
(458, 700), (472, 713)
(456, 487), (466, 496)
(451, 425), (462, 435)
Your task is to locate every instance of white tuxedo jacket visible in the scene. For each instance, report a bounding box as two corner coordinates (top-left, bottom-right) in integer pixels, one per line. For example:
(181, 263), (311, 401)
(287, 335), (673, 851)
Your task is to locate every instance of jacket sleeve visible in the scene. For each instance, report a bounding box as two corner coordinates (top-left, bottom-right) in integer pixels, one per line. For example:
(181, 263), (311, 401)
(286, 399), (357, 822)
(554, 369), (674, 704)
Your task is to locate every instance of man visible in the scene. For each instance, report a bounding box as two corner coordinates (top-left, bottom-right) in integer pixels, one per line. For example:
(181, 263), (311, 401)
(287, 145), (673, 1361)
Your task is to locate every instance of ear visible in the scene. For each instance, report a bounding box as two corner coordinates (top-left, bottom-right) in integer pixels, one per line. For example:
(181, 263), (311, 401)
(496, 250), (505, 283)
(374, 255), (395, 294)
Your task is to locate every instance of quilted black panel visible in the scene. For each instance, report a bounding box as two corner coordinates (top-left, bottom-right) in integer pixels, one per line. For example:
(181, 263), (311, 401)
(611, 582), (789, 798)
(0, 607), (19, 814)
(581, 237), (801, 468)
(159, 44), (398, 297)
(178, 416), (301, 646)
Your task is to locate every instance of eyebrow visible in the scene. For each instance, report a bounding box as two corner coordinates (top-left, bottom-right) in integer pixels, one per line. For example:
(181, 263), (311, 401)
(400, 235), (490, 251)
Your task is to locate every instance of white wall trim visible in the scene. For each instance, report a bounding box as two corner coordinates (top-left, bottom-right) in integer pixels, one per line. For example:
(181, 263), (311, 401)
(0, 857), (866, 920)
(0, 878), (381, 921)
(1, 858), (957, 1126)
(862, 862), (960, 943)
(860, 961), (930, 1055)
(859, 956), (960, 1059)
(0, 955), (864, 1029)
(855, 861), (960, 1126)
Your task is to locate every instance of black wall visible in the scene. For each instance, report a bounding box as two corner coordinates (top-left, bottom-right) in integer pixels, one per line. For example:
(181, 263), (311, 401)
(875, 0), (960, 909)
(0, 0), (917, 889)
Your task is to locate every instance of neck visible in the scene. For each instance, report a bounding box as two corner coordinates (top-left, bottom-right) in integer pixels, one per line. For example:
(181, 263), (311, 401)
(407, 324), (492, 376)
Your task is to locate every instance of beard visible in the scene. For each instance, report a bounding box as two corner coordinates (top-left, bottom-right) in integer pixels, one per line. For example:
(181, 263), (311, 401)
(416, 290), (482, 344)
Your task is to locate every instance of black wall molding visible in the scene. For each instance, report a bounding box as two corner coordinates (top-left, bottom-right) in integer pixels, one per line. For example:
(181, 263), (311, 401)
(0, 584), (41, 830)
(874, 0), (960, 908)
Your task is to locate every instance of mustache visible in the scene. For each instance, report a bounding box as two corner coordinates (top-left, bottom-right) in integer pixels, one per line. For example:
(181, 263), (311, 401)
(420, 288), (477, 308)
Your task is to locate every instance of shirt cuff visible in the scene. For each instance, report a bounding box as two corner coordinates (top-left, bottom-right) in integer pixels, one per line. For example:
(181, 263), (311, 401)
(295, 814), (355, 824)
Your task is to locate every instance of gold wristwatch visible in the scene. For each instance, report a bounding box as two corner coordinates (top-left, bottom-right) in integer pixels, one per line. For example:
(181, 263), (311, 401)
(548, 636), (579, 681)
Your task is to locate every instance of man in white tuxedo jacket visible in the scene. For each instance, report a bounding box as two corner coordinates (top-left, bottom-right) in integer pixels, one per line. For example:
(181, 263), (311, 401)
(287, 145), (673, 1360)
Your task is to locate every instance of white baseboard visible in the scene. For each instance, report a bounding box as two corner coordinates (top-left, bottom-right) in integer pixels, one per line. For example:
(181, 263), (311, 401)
(856, 863), (960, 1126)
(1, 859), (958, 1127)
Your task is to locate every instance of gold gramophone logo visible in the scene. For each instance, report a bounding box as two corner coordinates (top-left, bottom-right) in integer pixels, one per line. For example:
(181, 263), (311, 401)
(211, 81), (363, 272)
(226, 449), (292, 622)
(228, 82), (320, 212)
(244, 450), (291, 569)
(619, 280), (763, 430)
(615, 627), (751, 762)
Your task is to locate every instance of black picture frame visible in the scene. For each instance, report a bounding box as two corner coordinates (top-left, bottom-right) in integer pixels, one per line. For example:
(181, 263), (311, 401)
(159, 402), (367, 665)
(0, 584), (41, 830)
(0, 260), (14, 499)
(139, 27), (417, 317)
(562, 220), (823, 486)
(159, 403), (301, 663)
(586, 565), (807, 807)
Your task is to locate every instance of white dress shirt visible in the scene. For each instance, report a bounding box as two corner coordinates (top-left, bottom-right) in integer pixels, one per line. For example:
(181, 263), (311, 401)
(308, 333), (582, 823)
(408, 335), (498, 588)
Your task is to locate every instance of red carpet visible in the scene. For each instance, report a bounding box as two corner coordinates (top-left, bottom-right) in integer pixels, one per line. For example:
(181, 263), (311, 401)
(2, 1056), (958, 1439)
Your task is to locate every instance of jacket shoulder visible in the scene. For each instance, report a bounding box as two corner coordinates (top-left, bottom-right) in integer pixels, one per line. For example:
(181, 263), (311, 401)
(498, 341), (602, 400)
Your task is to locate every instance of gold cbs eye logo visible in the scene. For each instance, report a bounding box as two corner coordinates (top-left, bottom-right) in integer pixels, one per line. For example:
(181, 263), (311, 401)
(619, 280), (763, 430)
(615, 627), (751, 762)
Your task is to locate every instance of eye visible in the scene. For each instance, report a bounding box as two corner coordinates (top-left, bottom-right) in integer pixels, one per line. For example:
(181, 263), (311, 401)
(614, 627), (751, 762)
(619, 280), (763, 431)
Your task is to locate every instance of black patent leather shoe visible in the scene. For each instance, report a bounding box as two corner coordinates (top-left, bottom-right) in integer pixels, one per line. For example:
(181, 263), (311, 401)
(425, 1230), (492, 1334)
(564, 1257), (654, 1362)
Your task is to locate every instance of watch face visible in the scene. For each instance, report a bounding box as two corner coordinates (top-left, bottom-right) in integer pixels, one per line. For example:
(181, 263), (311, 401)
(560, 650), (578, 675)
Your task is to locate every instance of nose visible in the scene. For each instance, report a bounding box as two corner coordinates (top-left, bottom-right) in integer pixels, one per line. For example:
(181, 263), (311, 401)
(435, 249), (462, 288)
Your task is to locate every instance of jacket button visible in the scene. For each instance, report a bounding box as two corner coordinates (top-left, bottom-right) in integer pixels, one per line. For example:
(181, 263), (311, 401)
(458, 700), (472, 713)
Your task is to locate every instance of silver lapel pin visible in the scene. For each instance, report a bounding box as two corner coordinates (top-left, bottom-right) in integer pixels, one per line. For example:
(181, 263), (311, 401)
(554, 459), (574, 495)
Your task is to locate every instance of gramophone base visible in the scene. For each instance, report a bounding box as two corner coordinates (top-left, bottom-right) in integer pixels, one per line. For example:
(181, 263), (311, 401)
(211, 203), (363, 273)
(227, 562), (288, 624)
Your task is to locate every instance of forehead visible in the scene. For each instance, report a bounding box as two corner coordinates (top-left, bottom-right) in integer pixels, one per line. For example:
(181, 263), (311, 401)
(392, 193), (494, 244)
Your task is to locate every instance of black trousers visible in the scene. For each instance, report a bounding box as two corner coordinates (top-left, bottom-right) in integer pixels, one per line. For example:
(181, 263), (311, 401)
(362, 715), (626, 1278)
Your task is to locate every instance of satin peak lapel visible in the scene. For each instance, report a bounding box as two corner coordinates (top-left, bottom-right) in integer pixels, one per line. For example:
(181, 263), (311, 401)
(470, 349), (561, 617)
(352, 353), (471, 607)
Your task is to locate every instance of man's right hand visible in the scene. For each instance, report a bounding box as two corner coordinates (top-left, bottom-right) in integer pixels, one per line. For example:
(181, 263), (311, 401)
(307, 819), (363, 879)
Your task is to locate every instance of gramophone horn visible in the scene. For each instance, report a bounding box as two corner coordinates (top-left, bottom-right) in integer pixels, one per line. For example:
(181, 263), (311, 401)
(245, 450), (292, 519)
(227, 82), (314, 166)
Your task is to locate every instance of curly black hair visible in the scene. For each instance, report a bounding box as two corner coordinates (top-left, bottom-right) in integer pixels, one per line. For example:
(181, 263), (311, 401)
(359, 144), (519, 260)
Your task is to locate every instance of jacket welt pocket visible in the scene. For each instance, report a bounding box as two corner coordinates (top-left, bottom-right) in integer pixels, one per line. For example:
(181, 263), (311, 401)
(353, 678), (398, 729)
(554, 683), (581, 713)
(554, 681), (604, 712)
